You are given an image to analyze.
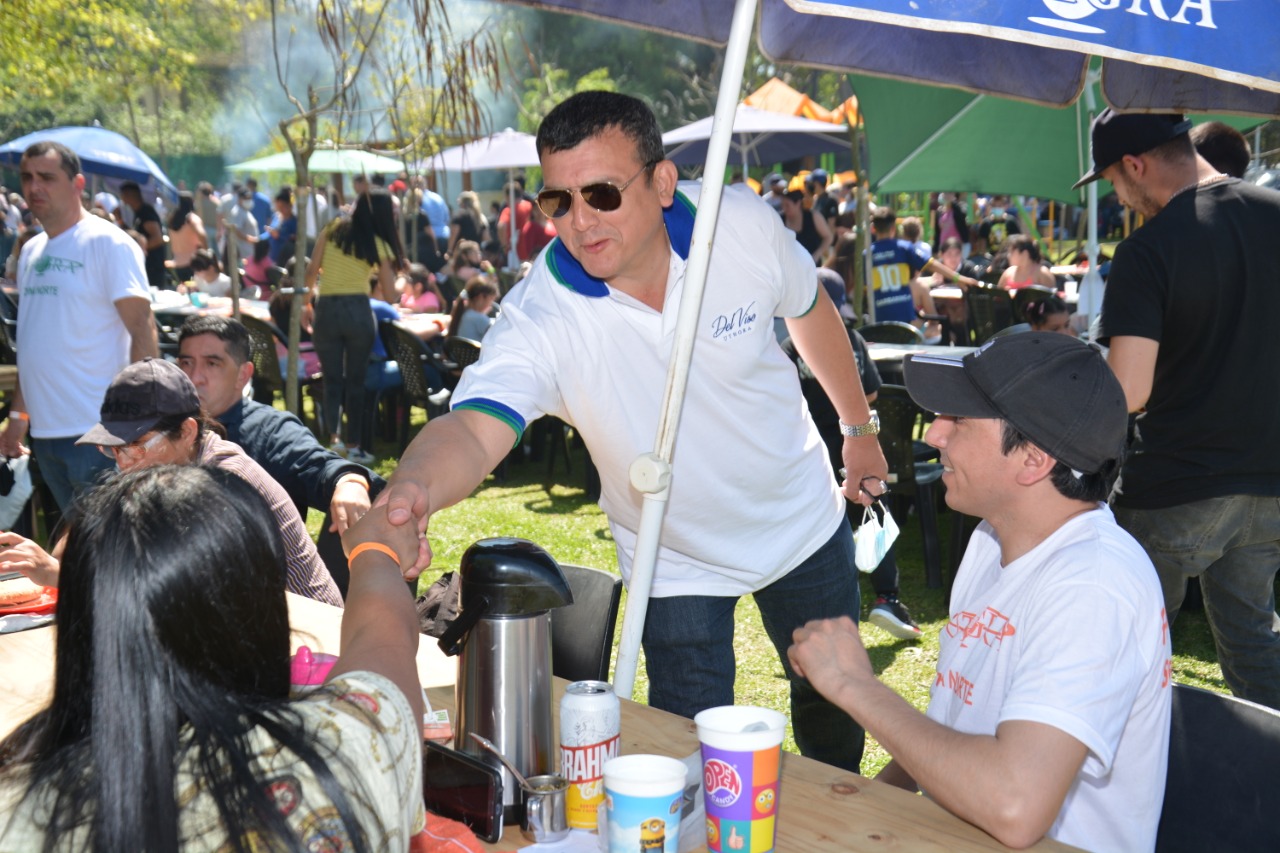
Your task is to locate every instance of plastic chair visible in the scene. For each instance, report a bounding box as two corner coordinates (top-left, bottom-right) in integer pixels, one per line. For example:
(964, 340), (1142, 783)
(1155, 684), (1280, 852)
(1011, 284), (1057, 321)
(964, 286), (1014, 345)
(875, 385), (946, 589)
(859, 321), (925, 345)
(378, 320), (452, 451)
(443, 335), (482, 370)
(240, 314), (324, 436)
(550, 563), (623, 683)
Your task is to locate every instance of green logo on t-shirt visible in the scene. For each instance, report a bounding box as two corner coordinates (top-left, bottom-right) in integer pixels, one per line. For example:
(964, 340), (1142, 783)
(31, 255), (84, 276)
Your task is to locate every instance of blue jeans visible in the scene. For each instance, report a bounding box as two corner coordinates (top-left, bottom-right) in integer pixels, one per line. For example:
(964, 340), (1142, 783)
(641, 518), (865, 772)
(30, 437), (116, 513)
(1115, 495), (1280, 711)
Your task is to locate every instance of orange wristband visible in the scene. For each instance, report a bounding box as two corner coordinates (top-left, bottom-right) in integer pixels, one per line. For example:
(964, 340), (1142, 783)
(348, 541), (401, 565)
(9, 411), (28, 421)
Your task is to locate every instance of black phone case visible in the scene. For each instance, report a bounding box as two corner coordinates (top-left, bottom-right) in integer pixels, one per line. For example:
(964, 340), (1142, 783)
(423, 741), (505, 843)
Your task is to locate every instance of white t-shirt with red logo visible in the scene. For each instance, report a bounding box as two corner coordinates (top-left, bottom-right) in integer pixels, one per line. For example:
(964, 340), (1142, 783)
(928, 505), (1171, 853)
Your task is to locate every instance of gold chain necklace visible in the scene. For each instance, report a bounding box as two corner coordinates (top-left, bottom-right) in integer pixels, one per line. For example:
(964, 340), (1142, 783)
(1169, 172), (1230, 202)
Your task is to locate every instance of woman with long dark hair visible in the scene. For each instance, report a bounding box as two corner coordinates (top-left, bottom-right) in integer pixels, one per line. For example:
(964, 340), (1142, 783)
(167, 190), (208, 283)
(0, 465), (425, 850)
(306, 188), (405, 464)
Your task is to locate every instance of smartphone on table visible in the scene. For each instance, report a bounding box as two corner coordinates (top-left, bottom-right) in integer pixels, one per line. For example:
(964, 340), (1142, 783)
(422, 740), (504, 843)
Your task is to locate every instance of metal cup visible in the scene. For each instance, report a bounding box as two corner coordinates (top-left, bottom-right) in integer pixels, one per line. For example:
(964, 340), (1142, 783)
(521, 774), (570, 843)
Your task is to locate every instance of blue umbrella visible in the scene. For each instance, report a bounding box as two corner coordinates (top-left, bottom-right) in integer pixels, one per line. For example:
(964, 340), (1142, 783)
(0, 126), (178, 202)
(505, 0), (1280, 113)
(662, 104), (849, 169)
(479, 0), (1280, 699)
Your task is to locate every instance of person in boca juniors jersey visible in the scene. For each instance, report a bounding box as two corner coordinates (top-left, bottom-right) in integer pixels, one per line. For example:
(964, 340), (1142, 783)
(864, 208), (976, 341)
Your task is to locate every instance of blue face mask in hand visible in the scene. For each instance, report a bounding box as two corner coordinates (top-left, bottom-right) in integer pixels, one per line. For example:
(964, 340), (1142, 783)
(854, 502), (899, 572)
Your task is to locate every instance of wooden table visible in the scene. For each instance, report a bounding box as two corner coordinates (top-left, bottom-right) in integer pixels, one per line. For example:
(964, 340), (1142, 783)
(0, 596), (1074, 852)
(0, 593), (455, 740)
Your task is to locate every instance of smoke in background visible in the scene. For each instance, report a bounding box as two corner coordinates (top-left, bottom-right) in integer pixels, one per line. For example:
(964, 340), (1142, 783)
(216, 0), (514, 165)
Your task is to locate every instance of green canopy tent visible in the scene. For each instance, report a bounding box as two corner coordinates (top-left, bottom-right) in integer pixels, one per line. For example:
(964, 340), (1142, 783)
(850, 70), (1261, 203)
(848, 69), (1263, 320)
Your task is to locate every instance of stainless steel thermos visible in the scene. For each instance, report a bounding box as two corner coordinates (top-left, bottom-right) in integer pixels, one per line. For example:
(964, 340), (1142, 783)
(440, 538), (573, 820)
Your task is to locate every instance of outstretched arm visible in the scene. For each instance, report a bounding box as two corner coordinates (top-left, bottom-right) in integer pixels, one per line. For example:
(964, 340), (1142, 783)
(374, 408), (517, 577)
(331, 504), (425, 724)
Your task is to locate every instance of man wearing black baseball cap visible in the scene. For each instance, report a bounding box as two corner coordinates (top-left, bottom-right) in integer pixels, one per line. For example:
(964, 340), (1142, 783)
(790, 334), (1171, 853)
(1087, 107), (1280, 713)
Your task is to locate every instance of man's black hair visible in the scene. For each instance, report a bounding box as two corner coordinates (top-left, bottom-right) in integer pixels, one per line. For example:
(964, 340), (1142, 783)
(178, 315), (253, 366)
(537, 91), (664, 167)
(21, 141), (80, 180)
(1000, 422), (1114, 503)
(872, 209), (898, 235)
(1190, 121), (1251, 179)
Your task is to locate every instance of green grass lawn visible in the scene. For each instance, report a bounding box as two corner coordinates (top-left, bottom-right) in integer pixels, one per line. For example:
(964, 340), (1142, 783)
(310, 422), (1236, 779)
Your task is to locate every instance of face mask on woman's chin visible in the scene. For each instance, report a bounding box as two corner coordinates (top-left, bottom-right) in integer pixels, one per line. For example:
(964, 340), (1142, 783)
(240, 201), (252, 210)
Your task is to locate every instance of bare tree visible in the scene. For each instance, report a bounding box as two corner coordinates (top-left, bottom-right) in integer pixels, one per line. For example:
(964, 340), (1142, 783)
(267, 0), (499, 413)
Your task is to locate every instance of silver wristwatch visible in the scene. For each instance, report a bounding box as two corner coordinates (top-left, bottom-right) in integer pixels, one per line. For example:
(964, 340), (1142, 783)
(838, 411), (880, 437)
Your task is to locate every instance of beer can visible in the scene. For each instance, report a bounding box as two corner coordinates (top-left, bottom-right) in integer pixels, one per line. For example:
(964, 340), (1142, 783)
(560, 680), (621, 830)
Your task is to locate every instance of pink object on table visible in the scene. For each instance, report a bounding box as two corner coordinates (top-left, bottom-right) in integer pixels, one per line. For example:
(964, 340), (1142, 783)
(290, 645), (338, 688)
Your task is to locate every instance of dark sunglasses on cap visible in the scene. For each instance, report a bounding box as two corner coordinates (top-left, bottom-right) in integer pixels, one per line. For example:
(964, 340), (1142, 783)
(535, 160), (659, 219)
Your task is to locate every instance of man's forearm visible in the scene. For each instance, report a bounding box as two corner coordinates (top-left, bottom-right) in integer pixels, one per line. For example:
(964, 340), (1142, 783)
(785, 291), (872, 426)
(829, 675), (1074, 849)
(388, 409), (515, 519)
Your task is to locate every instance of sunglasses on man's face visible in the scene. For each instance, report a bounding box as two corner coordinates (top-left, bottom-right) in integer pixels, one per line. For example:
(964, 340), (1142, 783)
(535, 160), (659, 219)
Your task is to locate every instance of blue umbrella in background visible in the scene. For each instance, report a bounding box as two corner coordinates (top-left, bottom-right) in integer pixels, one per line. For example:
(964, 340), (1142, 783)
(0, 125), (178, 202)
(662, 104), (849, 170)
(480, 0), (1280, 699)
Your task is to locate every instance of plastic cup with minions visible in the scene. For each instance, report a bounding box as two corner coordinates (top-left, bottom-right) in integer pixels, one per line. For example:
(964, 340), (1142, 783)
(602, 754), (687, 853)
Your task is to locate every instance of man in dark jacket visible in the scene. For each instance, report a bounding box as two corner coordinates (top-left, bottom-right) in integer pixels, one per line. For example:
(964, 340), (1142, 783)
(177, 315), (385, 596)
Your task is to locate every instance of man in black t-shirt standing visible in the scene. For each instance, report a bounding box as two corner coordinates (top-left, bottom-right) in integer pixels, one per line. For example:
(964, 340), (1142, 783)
(120, 181), (168, 289)
(1084, 109), (1280, 712)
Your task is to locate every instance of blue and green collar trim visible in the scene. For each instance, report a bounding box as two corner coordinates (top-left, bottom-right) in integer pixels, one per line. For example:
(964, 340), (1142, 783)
(545, 189), (697, 298)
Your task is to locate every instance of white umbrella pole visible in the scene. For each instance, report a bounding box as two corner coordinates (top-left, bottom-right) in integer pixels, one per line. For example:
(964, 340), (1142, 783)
(507, 169), (519, 270)
(1080, 70), (1103, 339)
(612, 0), (757, 700)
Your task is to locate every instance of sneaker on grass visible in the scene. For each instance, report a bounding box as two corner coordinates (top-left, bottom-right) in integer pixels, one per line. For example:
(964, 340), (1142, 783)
(347, 447), (375, 465)
(868, 595), (922, 640)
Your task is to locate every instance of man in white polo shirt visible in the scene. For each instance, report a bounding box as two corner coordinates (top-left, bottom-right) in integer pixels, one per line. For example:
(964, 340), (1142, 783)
(790, 334), (1171, 852)
(380, 91), (888, 772)
(0, 141), (157, 510)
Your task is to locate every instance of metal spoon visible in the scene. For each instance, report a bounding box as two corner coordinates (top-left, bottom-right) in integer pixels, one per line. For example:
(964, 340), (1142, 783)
(470, 733), (537, 793)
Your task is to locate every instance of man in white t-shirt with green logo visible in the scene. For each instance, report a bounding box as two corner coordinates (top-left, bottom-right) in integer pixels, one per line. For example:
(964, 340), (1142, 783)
(791, 334), (1171, 852)
(0, 141), (157, 510)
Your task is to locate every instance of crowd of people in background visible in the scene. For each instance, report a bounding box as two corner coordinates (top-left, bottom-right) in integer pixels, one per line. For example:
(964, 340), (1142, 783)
(0, 164), (545, 466)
